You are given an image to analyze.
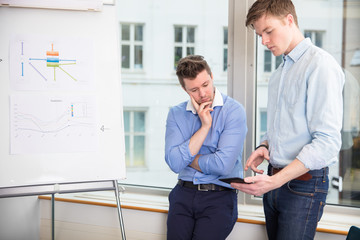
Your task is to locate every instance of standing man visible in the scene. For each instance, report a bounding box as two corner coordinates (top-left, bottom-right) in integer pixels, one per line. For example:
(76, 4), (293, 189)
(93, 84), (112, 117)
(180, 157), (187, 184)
(165, 55), (247, 240)
(232, 0), (344, 240)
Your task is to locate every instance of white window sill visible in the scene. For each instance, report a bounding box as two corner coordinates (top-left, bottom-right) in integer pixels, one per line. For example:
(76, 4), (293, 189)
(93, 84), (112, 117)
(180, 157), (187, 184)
(40, 186), (360, 235)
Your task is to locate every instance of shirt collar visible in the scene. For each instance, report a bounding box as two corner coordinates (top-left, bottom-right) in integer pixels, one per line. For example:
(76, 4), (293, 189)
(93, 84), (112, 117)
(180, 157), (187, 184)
(186, 87), (223, 114)
(286, 38), (312, 63)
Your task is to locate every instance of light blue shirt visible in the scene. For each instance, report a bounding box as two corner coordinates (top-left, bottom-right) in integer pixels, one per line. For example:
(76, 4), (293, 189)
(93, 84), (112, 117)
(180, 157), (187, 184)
(262, 38), (345, 170)
(165, 88), (247, 187)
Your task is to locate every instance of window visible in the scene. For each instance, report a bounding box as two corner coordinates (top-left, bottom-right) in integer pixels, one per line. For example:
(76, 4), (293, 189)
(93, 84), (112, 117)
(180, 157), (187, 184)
(117, 0), (228, 188)
(223, 27), (228, 71)
(304, 30), (325, 48)
(117, 0), (360, 214)
(263, 49), (282, 72)
(174, 25), (196, 69)
(120, 23), (144, 70)
(259, 110), (267, 140)
(123, 110), (146, 168)
(251, 0), (360, 208)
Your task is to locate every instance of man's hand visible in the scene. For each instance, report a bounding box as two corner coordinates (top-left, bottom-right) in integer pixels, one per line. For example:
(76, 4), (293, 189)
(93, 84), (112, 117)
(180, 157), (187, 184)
(232, 159), (310, 196)
(244, 145), (270, 174)
(231, 174), (277, 196)
(190, 96), (213, 129)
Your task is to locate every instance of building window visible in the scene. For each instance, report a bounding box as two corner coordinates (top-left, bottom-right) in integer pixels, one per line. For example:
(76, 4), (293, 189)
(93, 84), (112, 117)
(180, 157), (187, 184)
(304, 30), (324, 48)
(259, 110), (267, 140)
(123, 110), (146, 168)
(174, 25), (196, 68)
(252, 2), (359, 208)
(264, 49), (283, 72)
(223, 27), (228, 71)
(120, 23), (144, 70)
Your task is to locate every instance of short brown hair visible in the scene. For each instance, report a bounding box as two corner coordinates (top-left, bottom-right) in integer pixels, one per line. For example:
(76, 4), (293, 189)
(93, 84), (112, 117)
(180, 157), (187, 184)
(176, 55), (212, 89)
(245, 0), (298, 28)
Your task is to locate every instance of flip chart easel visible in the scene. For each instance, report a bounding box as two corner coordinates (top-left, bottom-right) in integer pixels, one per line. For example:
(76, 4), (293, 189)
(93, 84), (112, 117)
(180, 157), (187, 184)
(0, 2), (127, 239)
(0, 181), (127, 240)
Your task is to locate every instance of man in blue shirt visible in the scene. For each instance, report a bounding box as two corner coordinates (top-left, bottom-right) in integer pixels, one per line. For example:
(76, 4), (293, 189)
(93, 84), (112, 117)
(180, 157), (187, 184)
(165, 55), (247, 239)
(232, 1), (345, 240)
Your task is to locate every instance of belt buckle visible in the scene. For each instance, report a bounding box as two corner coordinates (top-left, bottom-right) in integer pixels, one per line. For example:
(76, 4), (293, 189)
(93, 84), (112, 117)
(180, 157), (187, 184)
(198, 184), (209, 191)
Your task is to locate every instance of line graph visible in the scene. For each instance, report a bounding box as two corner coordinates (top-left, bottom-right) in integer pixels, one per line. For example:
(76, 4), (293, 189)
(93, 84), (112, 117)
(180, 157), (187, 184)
(11, 95), (98, 154)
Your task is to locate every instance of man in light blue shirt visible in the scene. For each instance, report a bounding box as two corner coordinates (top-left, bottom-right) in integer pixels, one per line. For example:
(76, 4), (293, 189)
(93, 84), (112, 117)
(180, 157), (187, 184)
(232, 0), (344, 239)
(165, 55), (247, 239)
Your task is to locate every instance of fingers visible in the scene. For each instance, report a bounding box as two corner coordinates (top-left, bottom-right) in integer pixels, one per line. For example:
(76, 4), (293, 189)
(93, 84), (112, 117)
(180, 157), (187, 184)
(190, 96), (199, 111)
(190, 96), (213, 113)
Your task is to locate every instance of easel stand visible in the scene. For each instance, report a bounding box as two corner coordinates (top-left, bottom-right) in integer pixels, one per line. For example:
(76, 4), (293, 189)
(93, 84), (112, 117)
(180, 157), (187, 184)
(0, 180), (126, 240)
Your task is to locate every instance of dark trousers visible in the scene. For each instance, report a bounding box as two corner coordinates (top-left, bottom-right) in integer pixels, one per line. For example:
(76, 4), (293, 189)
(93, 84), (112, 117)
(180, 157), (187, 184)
(167, 184), (238, 240)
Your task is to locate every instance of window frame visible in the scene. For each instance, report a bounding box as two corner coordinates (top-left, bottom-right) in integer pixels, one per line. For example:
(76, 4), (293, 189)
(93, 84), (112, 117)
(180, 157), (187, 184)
(123, 108), (147, 169)
(227, 0), (360, 214)
(173, 25), (196, 69)
(120, 22), (145, 72)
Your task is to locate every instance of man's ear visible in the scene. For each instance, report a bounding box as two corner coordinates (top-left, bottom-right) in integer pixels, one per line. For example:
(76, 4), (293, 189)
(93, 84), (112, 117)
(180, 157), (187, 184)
(286, 13), (295, 26)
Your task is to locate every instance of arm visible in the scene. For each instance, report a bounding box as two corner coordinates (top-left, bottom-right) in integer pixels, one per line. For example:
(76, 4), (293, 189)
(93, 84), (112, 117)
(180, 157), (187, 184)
(197, 102), (247, 176)
(231, 158), (309, 196)
(244, 140), (270, 174)
(297, 58), (344, 170)
(164, 98), (213, 173)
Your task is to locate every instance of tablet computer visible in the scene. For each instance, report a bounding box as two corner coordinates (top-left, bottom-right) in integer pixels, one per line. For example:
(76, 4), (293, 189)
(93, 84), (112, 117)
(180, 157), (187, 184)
(219, 177), (250, 184)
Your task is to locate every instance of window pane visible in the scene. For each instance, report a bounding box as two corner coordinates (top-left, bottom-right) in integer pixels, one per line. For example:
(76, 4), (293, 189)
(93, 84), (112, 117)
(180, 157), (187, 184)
(187, 27), (195, 43)
(264, 50), (272, 72)
(121, 45), (130, 69)
(134, 111), (145, 132)
(174, 26), (182, 43)
(255, 0), (360, 208)
(315, 31), (323, 48)
(174, 47), (182, 68)
(134, 45), (143, 69)
(118, 0), (228, 188)
(275, 56), (282, 69)
(260, 111), (267, 132)
(224, 28), (228, 44)
(123, 111), (130, 131)
(121, 24), (130, 41)
(187, 47), (194, 55)
(135, 25), (143, 41)
(125, 135), (130, 165)
(134, 136), (145, 166)
(223, 48), (228, 71)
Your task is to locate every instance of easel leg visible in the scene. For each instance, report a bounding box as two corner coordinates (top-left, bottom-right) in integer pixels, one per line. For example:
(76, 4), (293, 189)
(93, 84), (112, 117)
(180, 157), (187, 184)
(114, 180), (126, 240)
(51, 193), (55, 240)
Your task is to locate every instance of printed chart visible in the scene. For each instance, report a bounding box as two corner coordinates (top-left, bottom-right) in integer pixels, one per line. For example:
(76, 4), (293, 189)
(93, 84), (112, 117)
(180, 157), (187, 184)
(10, 35), (95, 91)
(10, 95), (98, 154)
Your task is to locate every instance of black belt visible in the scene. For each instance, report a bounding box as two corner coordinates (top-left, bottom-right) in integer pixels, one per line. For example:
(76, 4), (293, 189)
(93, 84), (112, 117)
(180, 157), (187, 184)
(177, 180), (236, 192)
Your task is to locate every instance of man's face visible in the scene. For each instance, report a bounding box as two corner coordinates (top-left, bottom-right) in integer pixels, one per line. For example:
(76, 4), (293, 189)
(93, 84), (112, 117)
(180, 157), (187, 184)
(253, 14), (293, 56)
(183, 70), (215, 105)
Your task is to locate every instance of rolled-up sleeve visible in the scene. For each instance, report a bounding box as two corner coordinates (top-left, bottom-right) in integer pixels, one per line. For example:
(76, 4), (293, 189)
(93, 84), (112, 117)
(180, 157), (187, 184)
(198, 103), (247, 176)
(165, 109), (195, 173)
(297, 60), (344, 170)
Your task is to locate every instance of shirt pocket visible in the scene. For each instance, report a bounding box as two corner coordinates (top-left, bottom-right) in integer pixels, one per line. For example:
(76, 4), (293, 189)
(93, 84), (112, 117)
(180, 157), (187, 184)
(283, 77), (301, 107)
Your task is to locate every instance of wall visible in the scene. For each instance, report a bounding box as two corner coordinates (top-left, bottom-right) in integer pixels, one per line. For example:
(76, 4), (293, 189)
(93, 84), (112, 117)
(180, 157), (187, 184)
(0, 197), (40, 240)
(38, 199), (346, 240)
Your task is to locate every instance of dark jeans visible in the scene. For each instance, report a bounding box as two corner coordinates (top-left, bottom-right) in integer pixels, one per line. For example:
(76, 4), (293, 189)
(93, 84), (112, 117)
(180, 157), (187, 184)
(263, 165), (329, 240)
(167, 184), (238, 240)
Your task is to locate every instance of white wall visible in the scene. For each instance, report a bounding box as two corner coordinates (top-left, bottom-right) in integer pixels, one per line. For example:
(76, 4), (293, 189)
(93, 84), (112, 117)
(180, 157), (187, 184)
(37, 198), (346, 240)
(0, 196), (40, 240)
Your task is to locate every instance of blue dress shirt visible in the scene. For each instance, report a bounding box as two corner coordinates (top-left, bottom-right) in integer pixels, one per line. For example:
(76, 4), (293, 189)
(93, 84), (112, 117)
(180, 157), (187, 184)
(165, 88), (247, 187)
(262, 38), (345, 170)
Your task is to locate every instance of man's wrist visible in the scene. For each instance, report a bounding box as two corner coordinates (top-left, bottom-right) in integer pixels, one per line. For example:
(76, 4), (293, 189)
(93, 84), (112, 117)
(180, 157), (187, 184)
(255, 144), (268, 151)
